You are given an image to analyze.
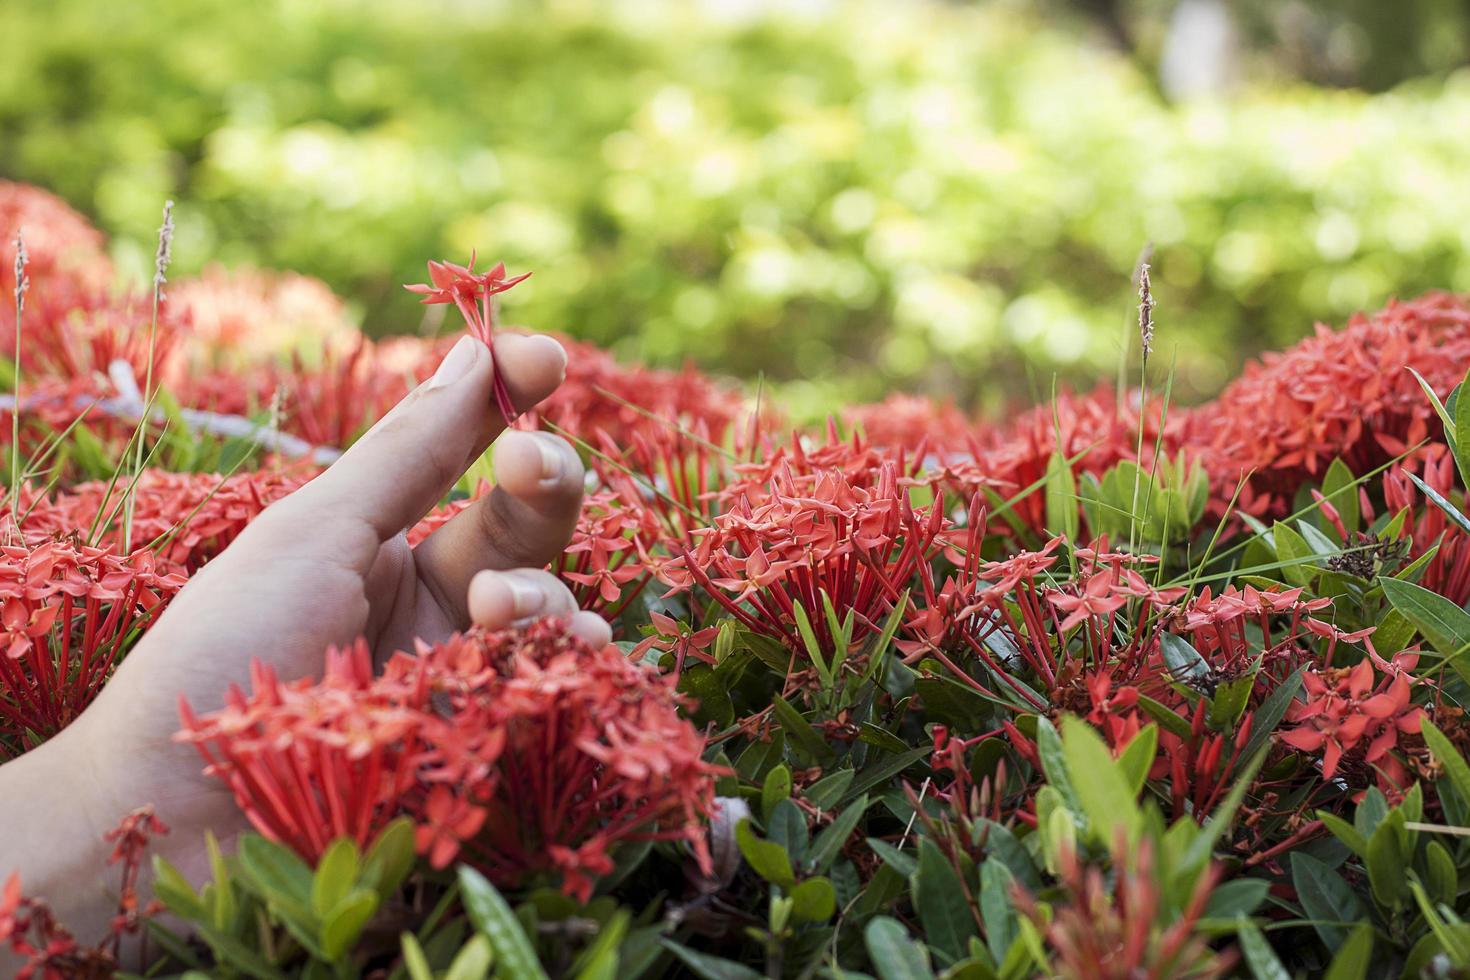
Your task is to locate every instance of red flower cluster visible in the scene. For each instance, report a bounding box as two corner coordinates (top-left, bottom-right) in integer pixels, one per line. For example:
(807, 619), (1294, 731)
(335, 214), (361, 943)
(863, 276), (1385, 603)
(664, 459), (943, 671)
(420, 621), (720, 901)
(0, 539), (185, 758)
(1282, 653), (1425, 790)
(1200, 291), (1470, 515)
(23, 469), (310, 571)
(176, 640), (449, 861)
(178, 620), (720, 902)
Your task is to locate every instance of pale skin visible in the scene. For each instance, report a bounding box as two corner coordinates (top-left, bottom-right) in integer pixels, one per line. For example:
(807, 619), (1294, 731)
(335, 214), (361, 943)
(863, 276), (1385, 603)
(0, 332), (609, 960)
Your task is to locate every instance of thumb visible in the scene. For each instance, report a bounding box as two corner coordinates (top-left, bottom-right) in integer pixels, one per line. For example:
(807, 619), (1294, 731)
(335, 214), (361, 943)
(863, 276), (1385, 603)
(294, 333), (567, 542)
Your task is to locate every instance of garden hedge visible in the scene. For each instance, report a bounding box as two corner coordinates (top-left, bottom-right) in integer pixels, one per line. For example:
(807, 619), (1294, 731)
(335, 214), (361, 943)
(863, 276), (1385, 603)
(4, 0), (1470, 414)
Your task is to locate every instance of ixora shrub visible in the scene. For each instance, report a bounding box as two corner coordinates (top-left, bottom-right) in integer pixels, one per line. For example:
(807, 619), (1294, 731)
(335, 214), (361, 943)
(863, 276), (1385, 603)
(8, 181), (1470, 979)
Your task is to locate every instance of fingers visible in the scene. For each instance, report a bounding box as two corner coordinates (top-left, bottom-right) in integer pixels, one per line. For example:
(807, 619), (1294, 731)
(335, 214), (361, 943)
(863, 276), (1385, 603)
(412, 429), (584, 624)
(468, 569), (612, 648)
(291, 333), (568, 547)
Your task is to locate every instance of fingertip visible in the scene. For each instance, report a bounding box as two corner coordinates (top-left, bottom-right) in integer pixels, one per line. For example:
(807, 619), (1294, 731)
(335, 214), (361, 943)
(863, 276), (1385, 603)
(467, 570), (517, 628)
(495, 333), (567, 410)
(493, 429), (583, 499)
(570, 610), (613, 649)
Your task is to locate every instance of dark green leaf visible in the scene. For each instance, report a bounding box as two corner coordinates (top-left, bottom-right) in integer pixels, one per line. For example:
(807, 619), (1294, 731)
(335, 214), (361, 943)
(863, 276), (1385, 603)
(865, 917), (936, 980)
(662, 941), (765, 980)
(808, 794), (868, 872)
(735, 819), (796, 888)
(771, 694), (837, 764)
(790, 877), (837, 923)
(1290, 852), (1362, 949)
(458, 866), (549, 980)
(914, 838), (978, 964)
(1235, 915), (1291, 980)
(1322, 922), (1373, 980)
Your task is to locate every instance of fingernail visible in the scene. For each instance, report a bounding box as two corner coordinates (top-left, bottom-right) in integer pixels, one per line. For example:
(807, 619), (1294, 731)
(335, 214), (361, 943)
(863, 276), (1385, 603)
(428, 336), (478, 389)
(505, 575), (544, 619)
(535, 434), (566, 485)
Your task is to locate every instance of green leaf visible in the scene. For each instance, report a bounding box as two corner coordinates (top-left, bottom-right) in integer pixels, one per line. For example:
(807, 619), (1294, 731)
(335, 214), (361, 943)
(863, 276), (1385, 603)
(771, 694), (836, 764)
(1454, 371), (1470, 486)
(1321, 459), (1360, 537)
(400, 933), (435, 980)
(789, 876), (837, 923)
(570, 910), (628, 980)
(1271, 521), (1317, 587)
(1035, 717), (1083, 823)
(1373, 607), (1417, 655)
(1408, 366), (1456, 443)
(804, 769), (855, 810)
(444, 934), (494, 980)
(237, 834), (314, 923)
(1044, 451), (1079, 542)
(1235, 914), (1291, 980)
(791, 602), (833, 690)
(311, 838), (360, 920)
(1135, 693), (1193, 738)
(1059, 715), (1139, 845)
(841, 746), (930, 806)
(735, 819), (796, 888)
(1290, 852), (1362, 949)
(458, 866), (549, 980)
(1207, 673), (1255, 731)
(1316, 811), (1368, 859)
(1378, 576), (1470, 683)
(1405, 470), (1470, 537)
(1160, 633), (1210, 687)
(362, 817), (416, 898)
(979, 859), (1017, 964)
(1116, 724), (1157, 797)
(1427, 839), (1458, 907)
(1365, 815), (1409, 908)
(870, 838), (918, 876)
(914, 838), (978, 964)
(662, 941), (765, 980)
(865, 916), (937, 980)
(1202, 878), (1269, 920)
(1322, 922), (1373, 980)
(762, 764), (793, 822)
(808, 794), (868, 873)
(320, 888), (379, 961)
(767, 798), (808, 867)
(1422, 718), (1470, 813)
(151, 857), (205, 921)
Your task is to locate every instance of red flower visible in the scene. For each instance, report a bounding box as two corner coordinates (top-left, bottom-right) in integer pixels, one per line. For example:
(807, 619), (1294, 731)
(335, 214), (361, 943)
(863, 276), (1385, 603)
(416, 785), (489, 870)
(1282, 654), (1425, 788)
(176, 639), (458, 862)
(0, 539), (187, 758)
(422, 621), (722, 901)
(405, 254), (530, 426)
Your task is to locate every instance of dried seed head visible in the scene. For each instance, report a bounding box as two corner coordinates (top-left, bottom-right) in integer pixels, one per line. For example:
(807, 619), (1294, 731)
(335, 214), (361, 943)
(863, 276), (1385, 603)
(12, 230), (28, 313)
(153, 200), (175, 294)
(1135, 242), (1155, 364)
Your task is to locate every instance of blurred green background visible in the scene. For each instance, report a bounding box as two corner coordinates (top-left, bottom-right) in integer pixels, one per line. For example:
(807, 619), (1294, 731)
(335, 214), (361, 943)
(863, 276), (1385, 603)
(3, 0), (1470, 416)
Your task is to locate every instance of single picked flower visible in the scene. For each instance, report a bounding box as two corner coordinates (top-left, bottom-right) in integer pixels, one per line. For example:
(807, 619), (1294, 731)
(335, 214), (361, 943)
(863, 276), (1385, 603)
(404, 254), (530, 316)
(405, 252), (530, 425)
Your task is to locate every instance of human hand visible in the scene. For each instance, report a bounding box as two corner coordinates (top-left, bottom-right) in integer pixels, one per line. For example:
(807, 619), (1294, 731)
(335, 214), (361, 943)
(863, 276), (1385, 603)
(0, 331), (608, 939)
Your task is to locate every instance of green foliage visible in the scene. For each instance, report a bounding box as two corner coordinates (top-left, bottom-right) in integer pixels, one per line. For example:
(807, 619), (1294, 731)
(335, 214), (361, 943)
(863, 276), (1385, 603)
(7, 0), (1470, 411)
(151, 821), (416, 978)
